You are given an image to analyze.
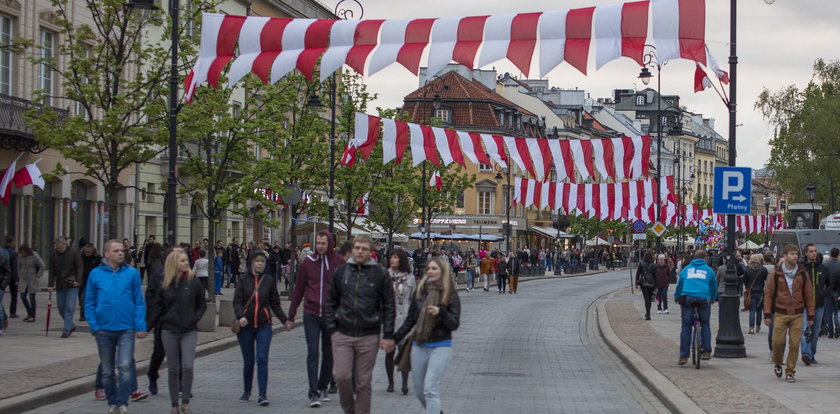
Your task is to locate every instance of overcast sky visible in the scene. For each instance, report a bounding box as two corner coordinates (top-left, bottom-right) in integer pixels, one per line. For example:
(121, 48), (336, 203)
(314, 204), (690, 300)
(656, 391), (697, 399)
(344, 0), (840, 171)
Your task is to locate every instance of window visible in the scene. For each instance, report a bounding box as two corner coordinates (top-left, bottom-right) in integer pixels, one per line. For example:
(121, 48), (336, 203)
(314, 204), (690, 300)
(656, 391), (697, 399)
(39, 29), (55, 105)
(75, 45), (92, 120)
(478, 163), (492, 172)
(232, 101), (241, 117)
(660, 115), (667, 126)
(146, 183), (155, 203)
(435, 108), (450, 123)
(478, 191), (493, 215)
(0, 15), (11, 95)
(456, 192), (464, 209)
(635, 95), (645, 106)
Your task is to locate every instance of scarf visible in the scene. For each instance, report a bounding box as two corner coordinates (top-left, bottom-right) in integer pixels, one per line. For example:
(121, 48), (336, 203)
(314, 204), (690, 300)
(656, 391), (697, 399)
(415, 280), (443, 343)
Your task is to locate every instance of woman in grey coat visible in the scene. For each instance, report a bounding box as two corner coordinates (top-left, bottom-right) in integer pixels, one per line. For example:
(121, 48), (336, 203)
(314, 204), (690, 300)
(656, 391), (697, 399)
(384, 249), (415, 395)
(18, 244), (45, 322)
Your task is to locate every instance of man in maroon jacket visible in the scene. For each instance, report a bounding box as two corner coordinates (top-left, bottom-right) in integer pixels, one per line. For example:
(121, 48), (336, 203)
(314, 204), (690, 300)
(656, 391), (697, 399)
(286, 230), (345, 407)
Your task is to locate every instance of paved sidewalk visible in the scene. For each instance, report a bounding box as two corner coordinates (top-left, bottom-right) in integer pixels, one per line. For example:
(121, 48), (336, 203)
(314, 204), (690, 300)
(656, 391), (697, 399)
(602, 287), (840, 412)
(0, 266), (616, 412)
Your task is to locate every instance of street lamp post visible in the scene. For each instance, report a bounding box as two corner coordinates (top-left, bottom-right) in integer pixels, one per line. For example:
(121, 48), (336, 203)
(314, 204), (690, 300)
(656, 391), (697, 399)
(638, 47), (663, 254)
(763, 194), (771, 246)
(127, 0), (178, 247)
(806, 183), (817, 228)
(495, 166), (511, 254)
(715, 0), (746, 359)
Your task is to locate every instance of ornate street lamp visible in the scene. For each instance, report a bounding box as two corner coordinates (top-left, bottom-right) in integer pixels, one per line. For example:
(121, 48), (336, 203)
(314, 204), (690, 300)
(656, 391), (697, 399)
(638, 47), (664, 254)
(806, 183), (817, 228)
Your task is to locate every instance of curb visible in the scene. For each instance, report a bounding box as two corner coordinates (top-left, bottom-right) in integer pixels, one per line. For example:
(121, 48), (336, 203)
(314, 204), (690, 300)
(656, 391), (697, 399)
(595, 290), (705, 414)
(0, 321), (302, 414)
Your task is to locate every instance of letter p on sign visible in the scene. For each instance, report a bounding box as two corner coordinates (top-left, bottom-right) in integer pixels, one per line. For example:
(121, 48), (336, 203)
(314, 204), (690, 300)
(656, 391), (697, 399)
(722, 171), (742, 200)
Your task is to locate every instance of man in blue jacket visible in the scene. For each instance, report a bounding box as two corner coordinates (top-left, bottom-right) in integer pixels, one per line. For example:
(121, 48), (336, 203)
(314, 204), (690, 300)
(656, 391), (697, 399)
(85, 240), (147, 414)
(674, 250), (718, 365)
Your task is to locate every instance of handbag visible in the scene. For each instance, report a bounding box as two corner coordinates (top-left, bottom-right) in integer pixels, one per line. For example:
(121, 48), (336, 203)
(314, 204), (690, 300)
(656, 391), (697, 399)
(743, 267), (759, 310)
(230, 275), (263, 334)
(396, 335), (413, 372)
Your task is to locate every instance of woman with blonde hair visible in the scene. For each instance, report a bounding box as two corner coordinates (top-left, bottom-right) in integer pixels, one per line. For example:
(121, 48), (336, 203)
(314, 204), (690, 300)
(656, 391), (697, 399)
(394, 256), (461, 414)
(148, 250), (207, 414)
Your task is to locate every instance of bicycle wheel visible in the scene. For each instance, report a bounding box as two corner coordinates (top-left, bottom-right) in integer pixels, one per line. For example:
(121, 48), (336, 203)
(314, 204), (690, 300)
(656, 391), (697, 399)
(694, 323), (702, 369)
(690, 325), (697, 366)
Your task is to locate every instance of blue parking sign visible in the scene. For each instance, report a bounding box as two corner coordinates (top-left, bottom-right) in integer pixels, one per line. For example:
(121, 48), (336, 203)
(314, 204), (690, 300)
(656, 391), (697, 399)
(713, 166), (752, 215)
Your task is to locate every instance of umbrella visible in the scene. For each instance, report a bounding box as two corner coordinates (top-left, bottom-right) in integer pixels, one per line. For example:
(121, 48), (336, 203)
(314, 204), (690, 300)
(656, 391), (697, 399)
(45, 289), (52, 337)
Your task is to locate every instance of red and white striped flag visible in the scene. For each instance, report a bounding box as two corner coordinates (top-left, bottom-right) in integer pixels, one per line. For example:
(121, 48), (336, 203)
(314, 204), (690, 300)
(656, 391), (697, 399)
(356, 192), (369, 215)
(0, 153), (22, 205)
(13, 159), (45, 191)
(429, 170), (442, 191)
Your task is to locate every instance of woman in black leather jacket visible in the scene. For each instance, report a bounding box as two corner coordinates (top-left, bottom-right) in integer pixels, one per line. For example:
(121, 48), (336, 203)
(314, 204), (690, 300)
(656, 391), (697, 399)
(394, 256), (460, 414)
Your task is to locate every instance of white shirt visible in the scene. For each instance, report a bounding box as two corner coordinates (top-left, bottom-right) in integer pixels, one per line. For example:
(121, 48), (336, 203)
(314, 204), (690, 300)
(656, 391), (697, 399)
(193, 258), (209, 278)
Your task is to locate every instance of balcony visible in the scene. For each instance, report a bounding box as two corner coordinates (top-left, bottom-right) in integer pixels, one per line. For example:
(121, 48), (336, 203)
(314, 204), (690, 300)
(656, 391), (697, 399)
(0, 94), (69, 153)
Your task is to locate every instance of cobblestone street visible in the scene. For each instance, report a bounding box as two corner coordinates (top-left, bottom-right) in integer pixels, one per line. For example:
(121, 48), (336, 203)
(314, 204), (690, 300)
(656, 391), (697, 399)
(24, 271), (666, 413)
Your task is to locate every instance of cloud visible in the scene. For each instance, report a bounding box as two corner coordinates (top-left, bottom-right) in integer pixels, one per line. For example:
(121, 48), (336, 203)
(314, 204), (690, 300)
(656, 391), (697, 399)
(356, 0), (835, 171)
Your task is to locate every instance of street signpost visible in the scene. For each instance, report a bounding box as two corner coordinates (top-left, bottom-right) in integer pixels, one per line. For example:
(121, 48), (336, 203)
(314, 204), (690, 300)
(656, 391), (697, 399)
(650, 222), (667, 237)
(713, 166), (752, 215)
(632, 233), (647, 240)
(632, 220), (647, 234)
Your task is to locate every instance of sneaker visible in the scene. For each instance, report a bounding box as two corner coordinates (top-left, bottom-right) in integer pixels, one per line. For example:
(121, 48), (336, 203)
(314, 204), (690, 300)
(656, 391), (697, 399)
(701, 353), (711, 361)
(130, 391), (148, 402)
(657, 310), (662, 314)
(309, 395), (322, 407)
(95, 389), (106, 401)
(678, 358), (688, 365)
(774, 365), (783, 378)
(786, 374), (795, 383)
(756, 326), (760, 333)
(748, 328), (754, 334)
(802, 354), (811, 366)
(148, 379), (158, 395)
(258, 396), (270, 406)
(117, 406), (128, 414)
(320, 390), (331, 402)
(107, 406), (117, 414)
(327, 383), (337, 394)
(239, 392), (250, 403)
(811, 359), (819, 364)
(664, 309), (669, 314)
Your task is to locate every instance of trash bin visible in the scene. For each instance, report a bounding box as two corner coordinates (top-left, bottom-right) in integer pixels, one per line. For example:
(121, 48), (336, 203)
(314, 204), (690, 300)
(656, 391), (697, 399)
(588, 259), (599, 271)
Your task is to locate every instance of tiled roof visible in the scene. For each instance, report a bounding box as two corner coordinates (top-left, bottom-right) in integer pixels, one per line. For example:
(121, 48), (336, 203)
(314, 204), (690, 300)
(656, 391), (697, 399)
(405, 71), (518, 108)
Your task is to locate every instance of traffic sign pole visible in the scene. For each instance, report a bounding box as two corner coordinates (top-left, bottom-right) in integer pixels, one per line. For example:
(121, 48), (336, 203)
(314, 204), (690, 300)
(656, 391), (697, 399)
(714, 1), (746, 360)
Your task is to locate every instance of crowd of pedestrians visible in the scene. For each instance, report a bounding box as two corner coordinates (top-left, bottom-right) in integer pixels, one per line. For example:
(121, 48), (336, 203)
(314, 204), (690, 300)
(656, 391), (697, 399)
(639, 242), (840, 385)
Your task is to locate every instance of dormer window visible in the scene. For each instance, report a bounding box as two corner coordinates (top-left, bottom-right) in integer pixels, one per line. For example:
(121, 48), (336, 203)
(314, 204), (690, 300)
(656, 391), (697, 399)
(435, 108), (451, 124)
(635, 95), (645, 106)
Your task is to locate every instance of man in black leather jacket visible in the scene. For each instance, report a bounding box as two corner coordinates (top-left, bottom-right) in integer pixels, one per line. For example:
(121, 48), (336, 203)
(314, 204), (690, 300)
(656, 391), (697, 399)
(326, 235), (395, 414)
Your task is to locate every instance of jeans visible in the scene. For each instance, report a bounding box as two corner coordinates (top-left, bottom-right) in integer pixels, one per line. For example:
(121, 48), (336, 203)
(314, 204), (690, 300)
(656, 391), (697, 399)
(161, 330), (197, 406)
(411, 345), (452, 414)
(303, 313), (333, 399)
(640, 287), (654, 317)
(656, 287), (668, 311)
(748, 292), (764, 329)
(465, 270), (475, 289)
(545, 259), (553, 271)
(237, 325), (272, 398)
(56, 288), (79, 334)
(95, 330), (136, 407)
(679, 296), (711, 358)
(78, 283), (86, 319)
(497, 274), (507, 292)
(802, 306), (824, 359)
(214, 272), (223, 294)
(823, 298), (836, 337)
(96, 359), (138, 391)
(20, 289), (36, 318)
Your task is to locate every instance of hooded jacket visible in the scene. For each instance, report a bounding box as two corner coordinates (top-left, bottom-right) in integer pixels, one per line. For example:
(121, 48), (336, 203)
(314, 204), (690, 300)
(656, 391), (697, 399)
(325, 255), (396, 339)
(801, 256), (830, 309)
(233, 271), (287, 329)
(674, 258), (718, 302)
(85, 263), (147, 333)
(288, 230), (346, 321)
(148, 275), (207, 334)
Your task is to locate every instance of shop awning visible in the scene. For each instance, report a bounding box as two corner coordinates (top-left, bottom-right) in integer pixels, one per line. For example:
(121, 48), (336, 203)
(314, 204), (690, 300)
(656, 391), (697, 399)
(528, 225), (575, 239)
(409, 232), (503, 242)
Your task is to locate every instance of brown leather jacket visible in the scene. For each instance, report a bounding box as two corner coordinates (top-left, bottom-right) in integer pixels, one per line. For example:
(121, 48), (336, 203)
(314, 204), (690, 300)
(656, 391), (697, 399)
(763, 263), (816, 321)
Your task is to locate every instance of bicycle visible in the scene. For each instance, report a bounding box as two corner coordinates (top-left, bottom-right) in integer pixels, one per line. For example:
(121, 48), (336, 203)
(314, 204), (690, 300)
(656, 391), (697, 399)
(690, 306), (702, 369)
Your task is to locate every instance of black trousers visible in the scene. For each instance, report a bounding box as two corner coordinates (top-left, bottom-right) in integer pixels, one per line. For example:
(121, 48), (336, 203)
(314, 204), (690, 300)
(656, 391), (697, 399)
(9, 279), (17, 316)
(147, 325), (166, 381)
(640, 287), (655, 317)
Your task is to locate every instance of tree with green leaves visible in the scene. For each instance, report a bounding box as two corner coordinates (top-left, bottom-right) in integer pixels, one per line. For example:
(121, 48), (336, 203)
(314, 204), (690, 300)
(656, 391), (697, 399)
(24, 0), (212, 239)
(756, 58), (840, 210)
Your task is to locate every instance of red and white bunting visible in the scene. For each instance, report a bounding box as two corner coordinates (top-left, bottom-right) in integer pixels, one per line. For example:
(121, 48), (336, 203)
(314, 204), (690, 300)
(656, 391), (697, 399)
(186, 1), (716, 100)
(353, 113), (653, 182)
